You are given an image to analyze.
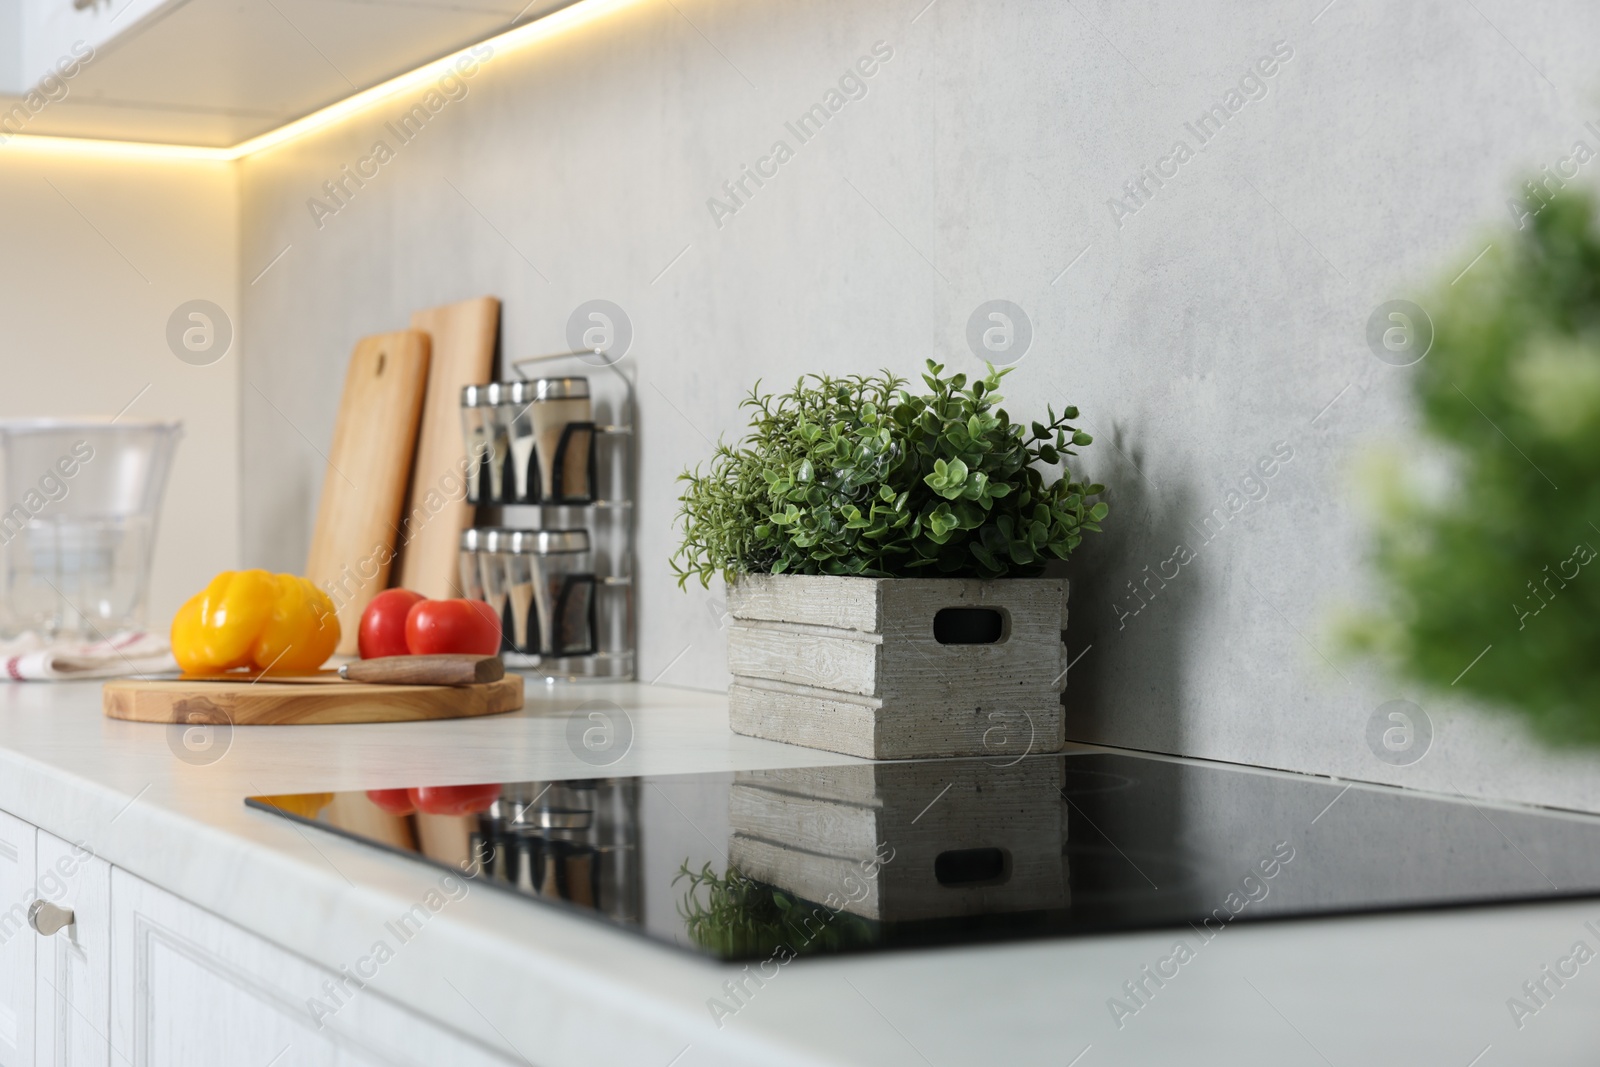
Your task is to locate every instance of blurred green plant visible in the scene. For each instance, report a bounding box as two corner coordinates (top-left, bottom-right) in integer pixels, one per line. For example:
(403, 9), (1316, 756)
(674, 861), (874, 958)
(671, 360), (1107, 587)
(1346, 188), (1600, 743)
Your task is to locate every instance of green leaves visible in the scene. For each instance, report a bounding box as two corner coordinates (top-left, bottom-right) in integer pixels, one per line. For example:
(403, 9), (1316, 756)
(1350, 187), (1600, 746)
(670, 359), (1108, 586)
(924, 457), (970, 498)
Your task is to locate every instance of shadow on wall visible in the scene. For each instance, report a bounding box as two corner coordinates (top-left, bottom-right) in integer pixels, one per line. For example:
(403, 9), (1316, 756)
(1058, 422), (1198, 757)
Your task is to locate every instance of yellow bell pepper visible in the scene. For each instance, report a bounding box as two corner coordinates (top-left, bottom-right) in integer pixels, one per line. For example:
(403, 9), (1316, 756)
(171, 570), (340, 674)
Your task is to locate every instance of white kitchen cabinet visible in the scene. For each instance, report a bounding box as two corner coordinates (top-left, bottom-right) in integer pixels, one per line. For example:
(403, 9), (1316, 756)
(109, 871), (511, 1067)
(0, 811), (36, 1067)
(33, 831), (111, 1067)
(0, 0), (552, 147)
(14, 0), (167, 91)
(0, 802), (511, 1067)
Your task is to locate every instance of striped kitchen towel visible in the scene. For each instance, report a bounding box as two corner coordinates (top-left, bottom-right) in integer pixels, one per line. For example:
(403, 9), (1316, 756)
(1, 631), (176, 681)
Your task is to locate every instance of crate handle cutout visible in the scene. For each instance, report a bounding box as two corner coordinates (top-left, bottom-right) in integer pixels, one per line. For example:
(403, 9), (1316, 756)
(932, 607), (1008, 644)
(934, 847), (1011, 887)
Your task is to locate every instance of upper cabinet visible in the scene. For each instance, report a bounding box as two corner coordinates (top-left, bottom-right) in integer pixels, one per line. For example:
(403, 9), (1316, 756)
(0, 0), (574, 147)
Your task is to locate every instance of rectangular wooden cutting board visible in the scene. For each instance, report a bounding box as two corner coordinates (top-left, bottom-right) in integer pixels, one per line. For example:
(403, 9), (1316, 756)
(103, 674), (523, 725)
(306, 328), (432, 655)
(399, 296), (500, 598)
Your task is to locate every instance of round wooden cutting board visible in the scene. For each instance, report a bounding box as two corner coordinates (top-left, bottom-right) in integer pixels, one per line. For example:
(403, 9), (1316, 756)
(103, 674), (525, 725)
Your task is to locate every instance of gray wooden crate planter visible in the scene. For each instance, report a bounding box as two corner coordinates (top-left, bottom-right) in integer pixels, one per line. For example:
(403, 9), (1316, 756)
(726, 574), (1069, 760)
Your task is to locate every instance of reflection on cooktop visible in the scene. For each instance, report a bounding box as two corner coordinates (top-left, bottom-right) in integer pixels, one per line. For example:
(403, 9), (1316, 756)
(245, 752), (1600, 962)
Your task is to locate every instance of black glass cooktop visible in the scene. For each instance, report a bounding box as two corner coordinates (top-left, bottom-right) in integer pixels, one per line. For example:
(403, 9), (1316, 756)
(247, 751), (1600, 962)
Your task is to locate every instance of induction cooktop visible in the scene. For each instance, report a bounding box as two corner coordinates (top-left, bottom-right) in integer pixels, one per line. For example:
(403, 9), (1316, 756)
(246, 751), (1600, 962)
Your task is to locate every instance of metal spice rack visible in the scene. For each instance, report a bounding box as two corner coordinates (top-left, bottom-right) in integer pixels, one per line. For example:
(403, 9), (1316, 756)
(460, 352), (636, 682)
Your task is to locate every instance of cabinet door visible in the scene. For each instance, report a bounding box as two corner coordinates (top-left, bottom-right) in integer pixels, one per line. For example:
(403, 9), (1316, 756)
(110, 870), (510, 1067)
(34, 831), (111, 1067)
(0, 811), (35, 1067)
(16, 0), (168, 92)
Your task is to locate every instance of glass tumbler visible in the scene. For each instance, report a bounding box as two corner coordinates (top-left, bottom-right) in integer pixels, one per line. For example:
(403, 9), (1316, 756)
(0, 419), (181, 639)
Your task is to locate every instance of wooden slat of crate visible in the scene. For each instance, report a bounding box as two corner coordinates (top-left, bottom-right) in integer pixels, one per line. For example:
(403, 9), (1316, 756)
(726, 623), (1067, 699)
(727, 574), (883, 631)
(728, 683), (882, 758)
(729, 679), (1063, 760)
(726, 620), (883, 696)
(727, 575), (1069, 634)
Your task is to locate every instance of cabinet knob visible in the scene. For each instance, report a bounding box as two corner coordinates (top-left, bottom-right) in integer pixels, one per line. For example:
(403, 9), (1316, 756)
(28, 900), (74, 937)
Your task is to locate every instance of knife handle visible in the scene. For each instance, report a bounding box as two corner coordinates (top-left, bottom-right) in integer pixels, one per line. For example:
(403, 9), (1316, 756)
(340, 654), (504, 686)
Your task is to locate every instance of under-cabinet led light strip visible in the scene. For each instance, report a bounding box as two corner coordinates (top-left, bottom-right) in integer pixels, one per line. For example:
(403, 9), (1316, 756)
(0, 0), (639, 162)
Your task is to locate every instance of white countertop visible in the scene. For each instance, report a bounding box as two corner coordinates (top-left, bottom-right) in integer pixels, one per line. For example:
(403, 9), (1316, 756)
(1, 679), (1597, 1066)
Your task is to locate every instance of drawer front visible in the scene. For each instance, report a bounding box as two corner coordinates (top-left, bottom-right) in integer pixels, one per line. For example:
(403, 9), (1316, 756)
(0, 810), (35, 1067)
(110, 870), (511, 1067)
(35, 830), (110, 1067)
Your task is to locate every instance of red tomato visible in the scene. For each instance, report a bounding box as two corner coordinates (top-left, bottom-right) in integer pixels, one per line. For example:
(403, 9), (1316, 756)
(405, 598), (501, 656)
(409, 783), (501, 816)
(359, 589), (426, 659)
(366, 788), (415, 816)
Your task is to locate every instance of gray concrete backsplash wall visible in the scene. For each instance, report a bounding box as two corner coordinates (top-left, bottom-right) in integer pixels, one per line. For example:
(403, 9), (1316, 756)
(239, 0), (1600, 811)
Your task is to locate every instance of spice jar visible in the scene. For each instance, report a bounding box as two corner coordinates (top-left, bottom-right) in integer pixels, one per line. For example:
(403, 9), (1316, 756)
(522, 378), (594, 504)
(460, 385), (499, 504)
(486, 382), (521, 504)
(458, 528), (486, 602)
(501, 380), (538, 504)
(501, 529), (596, 656)
(477, 527), (516, 652)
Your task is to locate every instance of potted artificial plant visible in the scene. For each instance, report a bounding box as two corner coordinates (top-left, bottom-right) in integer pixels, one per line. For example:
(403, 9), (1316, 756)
(673, 361), (1106, 759)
